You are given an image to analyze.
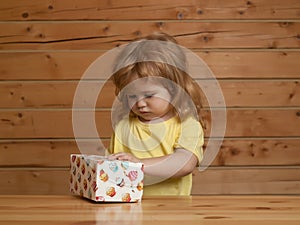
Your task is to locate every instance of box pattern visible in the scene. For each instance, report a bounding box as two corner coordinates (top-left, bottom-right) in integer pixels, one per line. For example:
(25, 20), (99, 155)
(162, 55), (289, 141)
(70, 154), (144, 202)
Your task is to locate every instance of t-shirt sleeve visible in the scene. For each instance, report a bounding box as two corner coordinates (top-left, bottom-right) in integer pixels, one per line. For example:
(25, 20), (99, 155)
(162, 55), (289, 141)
(173, 117), (204, 162)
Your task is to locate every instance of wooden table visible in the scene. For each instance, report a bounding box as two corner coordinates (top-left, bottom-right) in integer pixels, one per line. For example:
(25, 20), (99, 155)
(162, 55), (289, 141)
(0, 195), (299, 225)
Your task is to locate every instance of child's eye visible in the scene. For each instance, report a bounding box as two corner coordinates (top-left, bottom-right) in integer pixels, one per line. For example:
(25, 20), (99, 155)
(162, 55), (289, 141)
(145, 94), (154, 98)
(128, 95), (137, 99)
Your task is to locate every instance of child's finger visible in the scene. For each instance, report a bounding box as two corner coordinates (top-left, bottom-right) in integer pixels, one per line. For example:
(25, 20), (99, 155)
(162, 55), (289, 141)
(107, 154), (118, 160)
(115, 154), (129, 161)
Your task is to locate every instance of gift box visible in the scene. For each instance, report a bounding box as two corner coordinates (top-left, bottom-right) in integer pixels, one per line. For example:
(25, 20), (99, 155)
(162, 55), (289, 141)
(70, 154), (144, 202)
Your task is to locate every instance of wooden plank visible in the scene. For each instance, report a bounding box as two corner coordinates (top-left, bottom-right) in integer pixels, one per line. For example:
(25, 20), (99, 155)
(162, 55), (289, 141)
(0, 169), (69, 195)
(216, 80), (300, 108)
(0, 139), (299, 167)
(1, 80), (299, 108)
(0, 22), (299, 50)
(1, 195), (300, 225)
(191, 167), (300, 195)
(0, 110), (112, 138)
(0, 167), (299, 195)
(0, 110), (113, 138)
(0, 139), (109, 167)
(223, 109), (300, 137)
(0, 109), (300, 138)
(0, 81), (115, 109)
(1, 51), (299, 80)
(0, 52), (98, 81)
(0, 0), (299, 20)
(210, 139), (300, 166)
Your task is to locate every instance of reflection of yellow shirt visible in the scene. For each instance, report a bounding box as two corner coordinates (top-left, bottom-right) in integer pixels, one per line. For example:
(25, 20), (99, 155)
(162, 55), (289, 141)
(108, 116), (204, 196)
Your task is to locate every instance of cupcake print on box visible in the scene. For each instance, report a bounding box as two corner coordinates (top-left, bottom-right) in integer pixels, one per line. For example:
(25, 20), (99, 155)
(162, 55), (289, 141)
(70, 154), (144, 202)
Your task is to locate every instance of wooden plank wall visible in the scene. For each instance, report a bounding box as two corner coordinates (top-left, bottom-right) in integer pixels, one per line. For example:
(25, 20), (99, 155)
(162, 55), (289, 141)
(0, 0), (300, 195)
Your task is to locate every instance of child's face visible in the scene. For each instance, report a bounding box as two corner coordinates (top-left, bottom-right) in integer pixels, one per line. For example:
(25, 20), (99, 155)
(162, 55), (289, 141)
(125, 77), (175, 123)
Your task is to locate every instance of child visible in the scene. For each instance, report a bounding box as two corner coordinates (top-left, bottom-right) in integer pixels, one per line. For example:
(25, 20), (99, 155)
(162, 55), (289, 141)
(107, 32), (204, 196)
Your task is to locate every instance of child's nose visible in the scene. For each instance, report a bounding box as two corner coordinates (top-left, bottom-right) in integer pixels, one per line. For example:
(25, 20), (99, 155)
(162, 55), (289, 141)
(136, 98), (147, 108)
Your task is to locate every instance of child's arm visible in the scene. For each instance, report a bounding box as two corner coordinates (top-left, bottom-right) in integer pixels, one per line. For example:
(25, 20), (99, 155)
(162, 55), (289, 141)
(108, 148), (198, 178)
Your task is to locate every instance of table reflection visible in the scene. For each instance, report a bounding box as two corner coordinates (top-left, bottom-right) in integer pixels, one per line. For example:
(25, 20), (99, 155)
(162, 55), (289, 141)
(94, 202), (143, 224)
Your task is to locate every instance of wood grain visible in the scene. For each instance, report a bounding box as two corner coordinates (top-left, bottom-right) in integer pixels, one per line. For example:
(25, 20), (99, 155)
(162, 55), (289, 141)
(0, 109), (300, 138)
(1, 139), (299, 167)
(192, 167), (300, 195)
(0, 195), (299, 225)
(1, 51), (299, 80)
(0, 1), (299, 196)
(0, 139), (109, 167)
(210, 138), (300, 166)
(0, 22), (299, 50)
(1, 80), (299, 108)
(0, 169), (69, 195)
(0, 0), (299, 20)
(0, 167), (299, 195)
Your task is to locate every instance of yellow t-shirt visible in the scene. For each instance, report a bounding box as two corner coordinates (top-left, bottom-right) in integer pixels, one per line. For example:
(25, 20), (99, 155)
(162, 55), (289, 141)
(108, 116), (204, 196)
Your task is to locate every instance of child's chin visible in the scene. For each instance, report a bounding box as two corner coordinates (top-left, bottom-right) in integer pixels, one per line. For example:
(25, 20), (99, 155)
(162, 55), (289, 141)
(138, 115), (155, 122)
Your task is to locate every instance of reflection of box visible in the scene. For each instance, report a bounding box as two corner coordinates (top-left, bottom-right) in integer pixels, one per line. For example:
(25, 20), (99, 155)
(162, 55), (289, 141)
(95, 203), (143, 225)
(70, 154), (144, 202)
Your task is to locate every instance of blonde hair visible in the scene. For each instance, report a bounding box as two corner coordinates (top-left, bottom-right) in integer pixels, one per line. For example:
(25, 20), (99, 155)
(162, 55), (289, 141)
(111, 32), (204, 125)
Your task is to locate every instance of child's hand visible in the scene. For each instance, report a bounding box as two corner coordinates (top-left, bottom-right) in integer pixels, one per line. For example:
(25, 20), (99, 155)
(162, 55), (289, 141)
(108, 153), (141, 163)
